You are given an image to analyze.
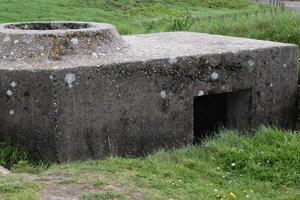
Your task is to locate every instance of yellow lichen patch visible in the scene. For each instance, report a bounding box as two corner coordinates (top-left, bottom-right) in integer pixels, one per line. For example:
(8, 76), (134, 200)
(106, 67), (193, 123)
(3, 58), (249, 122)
(48, 35), (76, 60)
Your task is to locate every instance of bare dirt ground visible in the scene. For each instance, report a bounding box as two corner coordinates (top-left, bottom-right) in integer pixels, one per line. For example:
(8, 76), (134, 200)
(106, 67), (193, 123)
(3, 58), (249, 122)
(34, 174), (98, 200)
(23, 173), (144, 200)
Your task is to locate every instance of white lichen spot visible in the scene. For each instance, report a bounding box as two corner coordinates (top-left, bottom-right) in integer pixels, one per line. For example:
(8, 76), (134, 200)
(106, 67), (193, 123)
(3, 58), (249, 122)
(9, 110), (15, 115)
(160, 90), (167, 99)
(211, 72), (219, 81)
(49, 75), (54, 80)
(65, 73), (76, 88)
(10, 52), (14, 55)
(270, 83), (273, 87)
(10, 81), (17, 88)
(168, 57), (177, 65)
(198, 90), (205, 96)
(3, 56), (7, 60)
(23, 37), (32, 44)
(116, 47), (121, 51)
(283, 64), (287, 68)
(70, 38), (78, 45)
(6, 90), (12, 96)
(248, 60), (255, 66)
(92, 53), (98, 58)
(3, 36), (10, 42)
(13, 40), (19, 44)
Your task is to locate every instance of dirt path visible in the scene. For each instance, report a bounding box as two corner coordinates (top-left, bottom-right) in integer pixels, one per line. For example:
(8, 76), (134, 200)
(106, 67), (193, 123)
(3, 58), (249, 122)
(21, 173), (144, 200)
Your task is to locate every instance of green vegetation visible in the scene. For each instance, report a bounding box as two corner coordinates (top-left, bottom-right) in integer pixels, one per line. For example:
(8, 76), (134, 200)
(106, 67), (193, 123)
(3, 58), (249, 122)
(81, 191), (127, 200)
(0, 0), (266, 34)
(0, 141), (27, 169)
(0, 0), (299, 49)
(192, 11), (300, 48)
(1, 127), (300, 199)
(0, 0), (299, 51)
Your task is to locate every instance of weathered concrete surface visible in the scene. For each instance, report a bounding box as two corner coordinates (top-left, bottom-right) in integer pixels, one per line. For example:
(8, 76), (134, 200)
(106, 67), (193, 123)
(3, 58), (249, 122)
(0, 166), (11, 175)
(0, 22), (298, 161)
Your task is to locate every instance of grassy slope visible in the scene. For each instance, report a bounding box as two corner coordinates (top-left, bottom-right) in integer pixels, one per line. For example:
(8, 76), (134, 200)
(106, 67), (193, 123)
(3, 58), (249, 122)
(191, 11), (300, 48)
(0, 0), (299, 48)
(0, 0), (263, 34)
(1, 127), (300, 199)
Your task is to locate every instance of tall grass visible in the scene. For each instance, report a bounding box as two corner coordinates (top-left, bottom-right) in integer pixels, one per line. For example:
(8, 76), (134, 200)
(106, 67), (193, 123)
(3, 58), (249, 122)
(190, 11), (300, 48)
(0, 141), (27, 169)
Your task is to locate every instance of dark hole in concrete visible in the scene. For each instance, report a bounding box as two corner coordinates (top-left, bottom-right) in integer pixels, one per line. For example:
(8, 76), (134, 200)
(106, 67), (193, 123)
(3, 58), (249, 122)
(194, 93), (227, 141)
(194, 90), (251, 142)
(5, 22), (91, 30)
(24, 91), (30, 97)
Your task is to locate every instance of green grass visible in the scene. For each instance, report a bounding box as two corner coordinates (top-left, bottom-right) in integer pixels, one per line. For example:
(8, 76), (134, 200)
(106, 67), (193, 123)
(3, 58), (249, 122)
(81, 191), (127, 200)
(1, 127), (300, 199)
(0, 0), (266, 34)
(190, 11), (300, 51)
(0, 0), (298, 49)
(0, 0), (299, 48)
(0, 141), (28, 169)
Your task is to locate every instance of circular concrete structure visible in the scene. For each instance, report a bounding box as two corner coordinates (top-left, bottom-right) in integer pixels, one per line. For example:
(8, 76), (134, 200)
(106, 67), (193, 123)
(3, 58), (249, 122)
(0, 22), (125, 62)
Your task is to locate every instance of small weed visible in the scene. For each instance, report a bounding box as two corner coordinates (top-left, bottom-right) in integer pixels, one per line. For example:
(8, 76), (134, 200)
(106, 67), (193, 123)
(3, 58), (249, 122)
(58, 178), (78, 185)
(92, 180), (106, 187)
(11, 160), (37, 174)
(81, 191), (126, 200)
(169, 10), (194, 31)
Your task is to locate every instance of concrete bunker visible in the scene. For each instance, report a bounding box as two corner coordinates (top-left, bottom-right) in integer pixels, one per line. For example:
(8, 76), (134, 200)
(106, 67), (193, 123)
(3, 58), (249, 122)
(194, 90), (251, 141)
(0, 22), (298, 161)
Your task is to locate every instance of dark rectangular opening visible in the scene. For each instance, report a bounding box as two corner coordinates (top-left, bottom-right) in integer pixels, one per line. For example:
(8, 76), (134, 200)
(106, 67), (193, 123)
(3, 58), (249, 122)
(194, 90), (251, 142)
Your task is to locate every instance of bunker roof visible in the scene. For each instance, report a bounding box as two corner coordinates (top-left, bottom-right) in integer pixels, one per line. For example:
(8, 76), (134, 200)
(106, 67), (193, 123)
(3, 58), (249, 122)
(0, 22), (296, 70)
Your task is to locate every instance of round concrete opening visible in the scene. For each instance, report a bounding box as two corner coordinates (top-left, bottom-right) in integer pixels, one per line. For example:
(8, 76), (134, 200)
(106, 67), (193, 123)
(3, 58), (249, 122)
(4, 22), (92, 30)
(0, 22), (126, 62)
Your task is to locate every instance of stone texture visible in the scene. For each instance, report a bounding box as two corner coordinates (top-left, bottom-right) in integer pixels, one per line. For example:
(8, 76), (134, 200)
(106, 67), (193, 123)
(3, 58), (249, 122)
(0, 22), (298, 161)
(0, 166), (12, 175)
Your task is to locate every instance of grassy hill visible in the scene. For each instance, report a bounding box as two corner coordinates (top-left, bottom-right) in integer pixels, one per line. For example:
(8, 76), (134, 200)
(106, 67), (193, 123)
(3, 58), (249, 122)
(0, 0), (264, 34)
(0, 0), (299, 51)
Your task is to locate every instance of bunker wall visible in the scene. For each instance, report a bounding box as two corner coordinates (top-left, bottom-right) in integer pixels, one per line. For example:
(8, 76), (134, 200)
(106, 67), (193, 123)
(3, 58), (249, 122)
(0, 45), (297, 161)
